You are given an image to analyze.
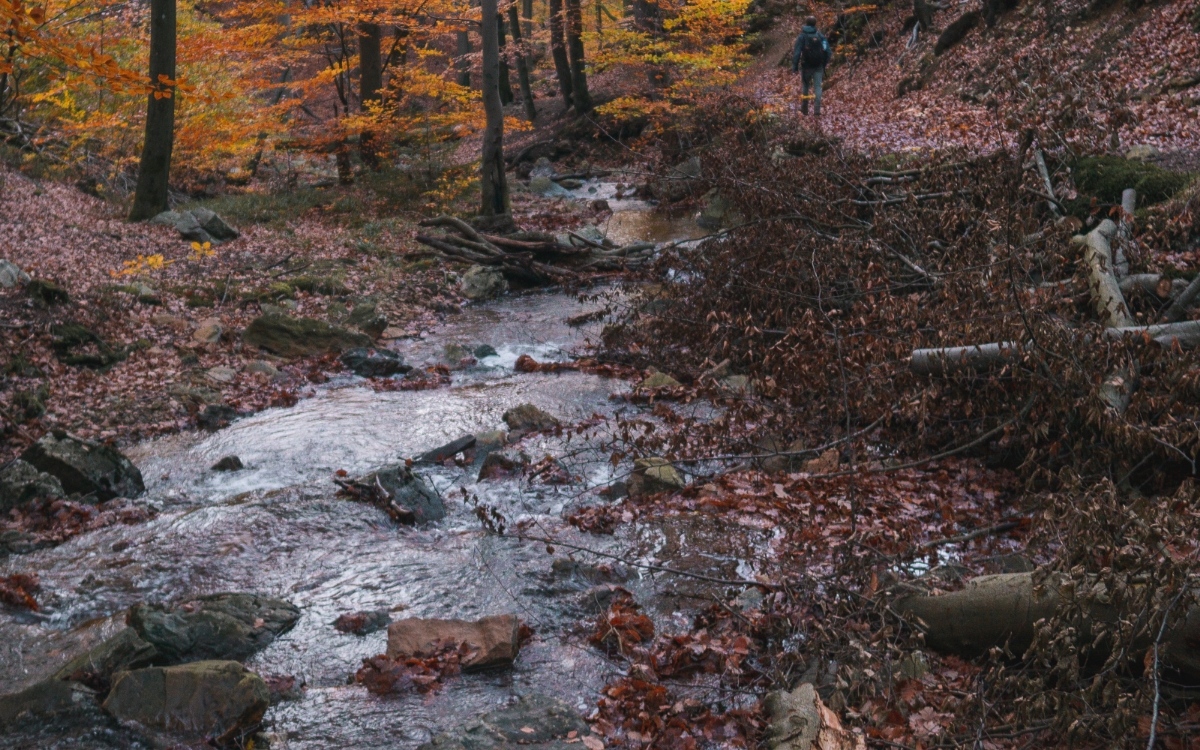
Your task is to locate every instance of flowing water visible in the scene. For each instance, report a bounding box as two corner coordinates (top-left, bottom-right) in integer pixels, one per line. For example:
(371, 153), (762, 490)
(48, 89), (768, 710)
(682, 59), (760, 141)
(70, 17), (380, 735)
(0, 191), (762, 749)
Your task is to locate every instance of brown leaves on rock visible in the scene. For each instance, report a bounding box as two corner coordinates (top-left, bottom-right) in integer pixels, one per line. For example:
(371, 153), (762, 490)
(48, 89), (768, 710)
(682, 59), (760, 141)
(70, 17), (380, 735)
(0, 572), (40, 610)
(590, 592), (655, 656)
(356, 639), (478, 695)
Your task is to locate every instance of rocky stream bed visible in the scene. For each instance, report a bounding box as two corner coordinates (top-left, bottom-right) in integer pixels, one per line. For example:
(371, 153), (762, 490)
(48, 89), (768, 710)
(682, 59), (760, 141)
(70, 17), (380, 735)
(0, 191), (793, 749)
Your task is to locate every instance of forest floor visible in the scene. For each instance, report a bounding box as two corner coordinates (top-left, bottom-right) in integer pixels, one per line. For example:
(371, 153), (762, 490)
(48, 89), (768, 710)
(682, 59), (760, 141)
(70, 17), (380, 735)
(0, 157), (608, 463)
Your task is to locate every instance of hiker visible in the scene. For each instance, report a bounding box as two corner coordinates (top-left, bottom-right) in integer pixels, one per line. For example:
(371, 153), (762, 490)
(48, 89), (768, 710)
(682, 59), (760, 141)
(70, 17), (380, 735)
(792, 16), (831, 116)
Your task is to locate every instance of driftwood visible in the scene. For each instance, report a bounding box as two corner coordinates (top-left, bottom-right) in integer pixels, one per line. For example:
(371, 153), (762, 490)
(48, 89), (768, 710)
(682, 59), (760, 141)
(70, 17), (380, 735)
(415, 215), (656, 281)
(899, 572), (1200, 679)
(1084, 219), (1134, 329)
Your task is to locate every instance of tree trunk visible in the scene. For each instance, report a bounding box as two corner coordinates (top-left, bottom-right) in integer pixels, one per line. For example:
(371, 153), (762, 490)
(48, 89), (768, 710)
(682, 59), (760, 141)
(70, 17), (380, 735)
(522, 0), (534, 38)
(508, 4), (538, 121)
(456, 30), (472, 88)
(497, 13), (515, 105)
(549, 0), (574, 105)
(1106, 320), (1200, 350)
(1164, 274), (1200, 323)
(565, 0), (591, 114)
(128, 0), (176, 222)
(358, 21), (383, 170)
(913, 0), (935, 32)
(479, 0), (510, 217)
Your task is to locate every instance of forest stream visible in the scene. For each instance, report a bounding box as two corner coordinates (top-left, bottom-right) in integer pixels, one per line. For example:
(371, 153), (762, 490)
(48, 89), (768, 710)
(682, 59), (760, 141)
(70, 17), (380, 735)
(0, 186), (767, 750)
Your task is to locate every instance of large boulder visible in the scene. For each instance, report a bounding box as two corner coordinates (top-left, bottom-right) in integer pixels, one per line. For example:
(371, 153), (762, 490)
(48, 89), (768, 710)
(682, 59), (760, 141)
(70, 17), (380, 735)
(0, 459), (65, 512)
(128, 593), (301, 665)
(188, 207), (239, 242)
(387, 614), (520, 671)
(20, 432), (144, 500)
(366, 464), (446, 523)
(340, 347), (411, 378)
(461, 265), (509, 301)
(150, 209), (239, 244)
(102, 660), (268, 741)
(0, 259), (30, 288)
(419, 694), (594, 750)
(242, 313), (372, 357)
(502, 404), (560, 432)
(529, 176), (573, 199)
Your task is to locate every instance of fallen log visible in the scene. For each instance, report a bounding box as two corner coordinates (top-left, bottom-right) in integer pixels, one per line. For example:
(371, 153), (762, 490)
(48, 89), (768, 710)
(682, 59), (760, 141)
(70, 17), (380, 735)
(1118, 273), (1188, 300)
(898, 572), (1200, 679)
(1084, 219), (1134, 329)
(1105, 320), (1200, 350)
(910, 342), (1019, 376)
(1163, 272), (1200, 324)
(1114, 187), (1135, 279)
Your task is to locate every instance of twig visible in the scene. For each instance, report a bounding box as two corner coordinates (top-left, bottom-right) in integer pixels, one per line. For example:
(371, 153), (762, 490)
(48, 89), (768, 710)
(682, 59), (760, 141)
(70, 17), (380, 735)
(270, 262), (311, 279)
(917, 520), (1022, 550)
(1148, 585), (1189, 750)
(257, 252), (295, 273)
(509, 532), (778, 589)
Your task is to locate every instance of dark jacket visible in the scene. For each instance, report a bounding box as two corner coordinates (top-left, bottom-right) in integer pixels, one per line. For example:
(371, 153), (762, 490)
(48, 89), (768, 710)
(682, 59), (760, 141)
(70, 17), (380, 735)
(792, 25), (831, 72)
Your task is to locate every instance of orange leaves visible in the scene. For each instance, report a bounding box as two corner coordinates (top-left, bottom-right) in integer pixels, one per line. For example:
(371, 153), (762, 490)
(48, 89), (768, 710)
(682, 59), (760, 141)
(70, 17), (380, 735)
(590, 591), (655, 656)
(0, 573), (40, 611)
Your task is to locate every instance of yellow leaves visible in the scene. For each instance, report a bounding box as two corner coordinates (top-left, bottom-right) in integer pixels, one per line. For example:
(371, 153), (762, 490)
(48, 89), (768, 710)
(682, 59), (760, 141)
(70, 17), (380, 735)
(110, 254), (175, 277)
(842, 4), (878, 12)
(188, 241), (216, 261)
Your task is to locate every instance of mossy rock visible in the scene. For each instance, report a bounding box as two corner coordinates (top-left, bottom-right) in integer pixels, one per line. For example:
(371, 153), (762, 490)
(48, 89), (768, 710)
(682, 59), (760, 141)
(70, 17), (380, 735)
(1068, 156), (1194, 210)
(186, 296), (215, 308)
(26, 279), (69, 307)
(292, 275), (350, 296)
(242, 313), (372, 357)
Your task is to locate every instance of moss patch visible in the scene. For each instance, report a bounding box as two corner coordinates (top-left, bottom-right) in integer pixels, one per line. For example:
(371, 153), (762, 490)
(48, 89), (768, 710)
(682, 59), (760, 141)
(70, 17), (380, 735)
(1069, 156), (1193, 208)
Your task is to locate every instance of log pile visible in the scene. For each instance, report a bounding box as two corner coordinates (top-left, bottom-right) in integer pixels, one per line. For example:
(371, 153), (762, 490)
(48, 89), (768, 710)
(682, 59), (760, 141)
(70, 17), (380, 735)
(414, 215), (657, 283)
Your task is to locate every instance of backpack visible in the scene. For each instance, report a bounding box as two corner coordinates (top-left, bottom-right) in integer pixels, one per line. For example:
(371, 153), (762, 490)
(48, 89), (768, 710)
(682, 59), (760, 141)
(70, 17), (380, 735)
(799, 31), (826, 68)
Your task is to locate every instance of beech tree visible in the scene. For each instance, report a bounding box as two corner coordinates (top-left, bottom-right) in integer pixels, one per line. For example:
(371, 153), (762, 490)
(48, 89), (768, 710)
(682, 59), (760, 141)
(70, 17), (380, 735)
(548, 0), (573, 105)
(478, 0), (508, 216)
(358, 21), (383, 168)
(128, 0), (176, 221)
(565, 0), (591, 114)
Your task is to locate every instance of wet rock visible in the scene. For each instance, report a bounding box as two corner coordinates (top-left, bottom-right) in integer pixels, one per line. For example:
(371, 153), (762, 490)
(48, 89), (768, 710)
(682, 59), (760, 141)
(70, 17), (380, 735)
(52, 627), (159, 684)
(334, 609), (391, 635)
(21, 432), (144, 501)
(474, 343), (499, 359)
(244, 360), (280, 378)
(197, 404), (240, 430)
(0, 529), (39, 555)
(556, 178), (583, 190)
(763, 682), (865, 750)
(206, 366), (238, 384)
(417, 434), (476, 465)
(461, 265), (509, 301)
(591, 198), (611, 212)
(0, 259), (30, 288)
(529, 175), (573, 199)
(551, 558), (630, 585)
(211, 455), (244, 472)
(0, 460), (64, 512)
(640, 371), (681, 389)
(0, 678), (93, 726)
(387, 614), (520, 671)
(102, 660), (268, 742)
(242, 312), (372, 357)
(128, 592), (301, 665)
(577, 584), (630, 614)
(367, 464), (446, 523)
(629, 457), (685, 497)
(502, 403), (560, 432)
(419, 694), (593, 750)
(478, 448), (529, 480)
(263, 673), (304, 704)
(347, 303), (388, 340)
(340, 347), (411, 378)
(697, 188), (742, 229)
(651, 156), (702, 204)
